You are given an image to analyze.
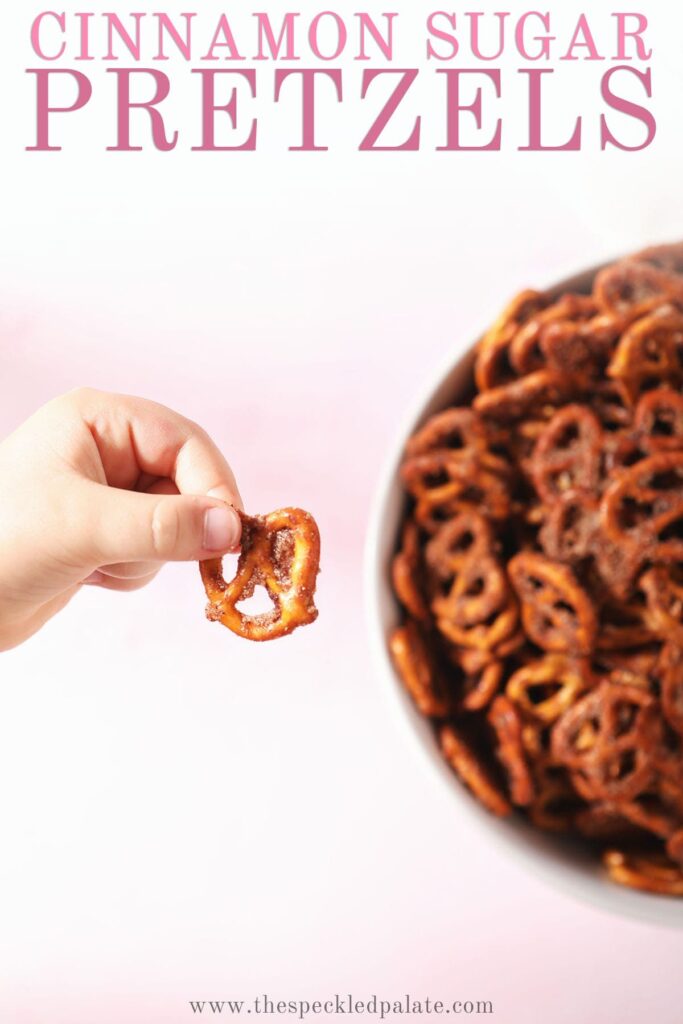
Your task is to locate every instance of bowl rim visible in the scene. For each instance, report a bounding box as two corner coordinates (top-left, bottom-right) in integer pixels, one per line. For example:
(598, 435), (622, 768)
(364, 257), (683, 928)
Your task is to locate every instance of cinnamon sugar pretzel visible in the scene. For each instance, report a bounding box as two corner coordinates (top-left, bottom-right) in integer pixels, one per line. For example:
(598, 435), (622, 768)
(390, 243), (683, 894)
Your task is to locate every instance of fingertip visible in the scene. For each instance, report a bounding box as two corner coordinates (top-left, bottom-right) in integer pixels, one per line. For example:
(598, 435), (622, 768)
(207, 484), (244, 513)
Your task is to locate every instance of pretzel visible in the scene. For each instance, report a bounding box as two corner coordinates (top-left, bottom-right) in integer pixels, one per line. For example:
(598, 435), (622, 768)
(614, 788), (681, 840)
(473, 369), (572, 422)
(594, 258), (683, 316)
(592, 539), (643, 602)
(635, 242), (683, 275)
(667, 829), (683, 866)
(406, 408), (488, 458)
(435, 592), (519, 654)
(575, 804), (646, 842)
(439, 725), (511, 817)
(389, 622), (450, 718)
(432, 552), (512, 634)
(392, 520), (429, 623)
(551, 682), (658, 802)
(461, 660), (504, 712)
(635, 388), (683, 452)
(390, 243), (683, 893)
(592, 646), (659, 690)
(527, 765), (581, 832)
(530, 405), (602, 503)
(596, 596), (653, 652)
(588, 788), (683, 844)
(475, 289), (547, 391)
(508, 418), (549, 464)
(659, 641), (683, 737)
(591, 379), (632, 432)
(402, 450), (511, 531)
(506, 655), (589, 723)
(487, 695), (534, 806)
(519, 718), (552, 762)
(508, 294), (597, 376)
(601, 430), (649, 477)
(424, 510), (493, 581)
(602, 849), (683, 896)
(451, 629), (523, 679)
(607, 308), (683, 405)
(508, 552), (597, 655)
(641, 568), (683, 646)
(538, 491), (599, 564)
(653, 731), (683, 792)
(200, 508), (320, 641)
(424, 513), (520, 653)
(540, 319), (603, 378)
(601, 450), (683, 565)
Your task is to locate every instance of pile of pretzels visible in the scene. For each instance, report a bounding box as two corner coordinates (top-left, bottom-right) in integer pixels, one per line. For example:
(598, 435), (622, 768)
(390, 243), (683, 895)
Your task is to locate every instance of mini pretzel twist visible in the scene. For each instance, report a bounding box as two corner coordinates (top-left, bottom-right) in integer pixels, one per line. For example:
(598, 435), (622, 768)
(607, 309), (683, 405)
(530, 405), (602, 503)
(406, 408), (489, 458)
(574, 804), (645, 843)
(473, 369), (572, 422)
(390, 243), (683, 893)
(461, 660), (504, 712)
(601, 450), (683, 566)
(596, 596), (653, 652)
(389, 621), (450, 718)
(641, 568), (683, 647)
(527, 764), (581, 833)
(658, 641), (683, 738)
(594, 259), (683, 316)
(200, 508), (320, 641)
(424, 510), (493, 581)
(538, 491), (599, 565)
(508, 294), (597, 377)
(401, 450), (512, 531)
(591, 379), (632, 431)
(667, 829), (683, 866)
(475, 289), (548, 391)
(487, 695), (534, 806)
(508, 552), (597, 655)
(614, 788), (681, 840)
(439, 724), (511, 817)
(591, 647), (659, 690)
(392, 520), (429, 623)
(634, 243), (683, 275)
(577, 781), (683, 843)
(506, 655), (589, 723)
(551, 682), (658, 802)
(432, 552), (506, 628)
(432, 546), (519, 654)
(635, 388), (683, 452)
(602, 849), (683, 896)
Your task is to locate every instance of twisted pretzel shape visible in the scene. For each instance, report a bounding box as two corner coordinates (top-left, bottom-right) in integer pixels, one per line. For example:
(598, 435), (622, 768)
(200, 508), (320, 641)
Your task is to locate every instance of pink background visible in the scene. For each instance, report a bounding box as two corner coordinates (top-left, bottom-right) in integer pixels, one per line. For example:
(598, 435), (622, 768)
(1, 2), (683, 1021)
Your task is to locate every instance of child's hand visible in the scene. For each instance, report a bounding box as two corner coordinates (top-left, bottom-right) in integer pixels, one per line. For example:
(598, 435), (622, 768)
(0, 388), (243, 651)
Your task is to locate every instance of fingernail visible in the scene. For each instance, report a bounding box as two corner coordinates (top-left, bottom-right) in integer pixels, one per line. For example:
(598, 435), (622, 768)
(203, 506), (241, 552)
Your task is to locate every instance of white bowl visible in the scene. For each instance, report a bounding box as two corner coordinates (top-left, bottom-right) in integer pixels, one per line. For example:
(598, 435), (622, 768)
(365, 262), (683, 927)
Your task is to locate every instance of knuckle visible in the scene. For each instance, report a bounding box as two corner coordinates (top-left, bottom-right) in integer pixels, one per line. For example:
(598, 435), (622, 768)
(180, 412), (203, 435)
(66, 386), (101, 405)
(187, 417), (216, 449)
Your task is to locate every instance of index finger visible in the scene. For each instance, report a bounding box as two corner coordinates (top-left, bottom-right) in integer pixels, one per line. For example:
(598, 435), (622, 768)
(72, 388), (244, 509)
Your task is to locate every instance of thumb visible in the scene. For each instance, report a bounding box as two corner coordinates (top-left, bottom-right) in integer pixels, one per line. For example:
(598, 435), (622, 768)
(82, 483), (242, 566)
